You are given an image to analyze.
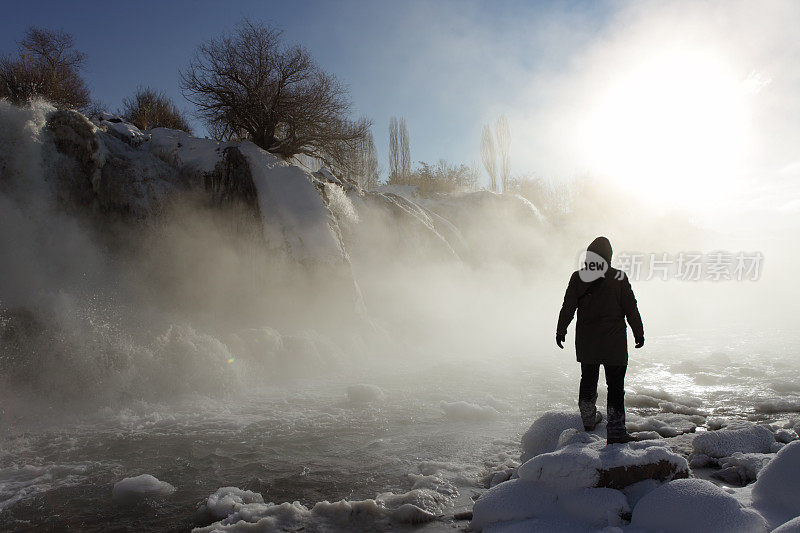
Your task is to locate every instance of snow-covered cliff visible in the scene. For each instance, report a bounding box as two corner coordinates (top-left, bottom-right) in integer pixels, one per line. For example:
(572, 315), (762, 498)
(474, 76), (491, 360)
(0, 101), (546, 404)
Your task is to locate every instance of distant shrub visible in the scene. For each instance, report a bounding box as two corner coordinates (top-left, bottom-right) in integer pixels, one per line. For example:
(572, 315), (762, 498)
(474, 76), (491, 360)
(0, 26), (90, 110)
(388, 159), (479, 194)
(506, 175), (573, 225)
(121, 87), (192, 133)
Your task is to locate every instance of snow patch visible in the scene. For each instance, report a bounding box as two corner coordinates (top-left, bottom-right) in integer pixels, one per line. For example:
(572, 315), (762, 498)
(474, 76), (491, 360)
(112, 474), (175, 504)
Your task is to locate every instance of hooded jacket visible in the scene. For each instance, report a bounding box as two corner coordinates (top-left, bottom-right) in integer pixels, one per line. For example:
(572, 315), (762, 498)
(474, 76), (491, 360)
(556, 237), (644, 365)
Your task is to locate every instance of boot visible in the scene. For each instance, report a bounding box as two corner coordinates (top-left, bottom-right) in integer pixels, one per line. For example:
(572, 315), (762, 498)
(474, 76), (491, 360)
(579, 394), (602, 431)
(606, 405), (638, 444)
(607, 432), (639, 444)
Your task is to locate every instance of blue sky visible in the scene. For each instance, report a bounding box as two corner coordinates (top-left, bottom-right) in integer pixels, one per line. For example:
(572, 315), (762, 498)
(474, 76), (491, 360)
(0, 0), (611, 184)
(3, 0), (799, 215)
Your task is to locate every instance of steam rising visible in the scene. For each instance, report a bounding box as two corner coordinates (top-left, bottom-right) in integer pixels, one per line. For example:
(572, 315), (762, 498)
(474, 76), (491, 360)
(0, 92), (793, 419)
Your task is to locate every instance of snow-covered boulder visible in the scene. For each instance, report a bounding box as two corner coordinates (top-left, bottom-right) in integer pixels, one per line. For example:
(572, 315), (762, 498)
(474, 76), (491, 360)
(710, 452), (773, 486)
(470, 479), (557, 531)
(774, 517), (800, 533)
(556, 487), (630, 527)
(112, 474), (175, 504)
(194, 475), (456, 532)
(775, 427), (799, 443)
(627, 412), (704, 437)
(517, 438), (689, 491)
(346, 383), (385, 404)
(692, 424), (775, 458)
(520, 411), (584, 463)
(486, 468), (515, 488)
(752, 440), (800, 526)
(203, 487), (265, 520)
(470, 479), (631, 531)
(96, 115), (150, 146)
(440, 400), (499, 421)
(630, 478), (766, 532)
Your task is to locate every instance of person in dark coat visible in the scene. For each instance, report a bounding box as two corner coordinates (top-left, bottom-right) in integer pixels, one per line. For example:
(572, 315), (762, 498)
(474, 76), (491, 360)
(556, 236), (644, 444)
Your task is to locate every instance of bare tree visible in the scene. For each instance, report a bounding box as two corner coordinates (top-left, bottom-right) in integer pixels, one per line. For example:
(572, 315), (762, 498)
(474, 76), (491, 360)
(388, 116), (411, 185)
(121, 87), (192, 132)
(389, 116), (400, 183)
(0, 26), (90, 109)
(481, 124), (497, 192)
(399, 117), (410, 185)
(359, 131), (380, 190)
(495, 115), (510, 193)
(181, 19), (370, 172)
(343, 129), (379, 189)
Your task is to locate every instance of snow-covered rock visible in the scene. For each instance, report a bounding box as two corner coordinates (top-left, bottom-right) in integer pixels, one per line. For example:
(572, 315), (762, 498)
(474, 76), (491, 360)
(692, 424), (775, 458)
(486, 468), (515, 488)
(775, 427), (799, 443)
(774, 517), (800, 533)
(112, 474), (175, 504)
(95, 114), (150, 147)
(203, 487), (265, 520)
(754, 398), (800, 414)
(621, 478), (661, 509)
(627, 412), (704, 437)
(194, 474), (457, 531)
(346, 383), (385, 404)
(470, 479), (558, 531)
(471, 480), (631, 531)
(516, 438), (689, 491)
(710, 452), (773, 486)
(752, 440), (800, 527)
(556, 487), (630, 527)
(441, 400), (499, 421)
(630, 478), (767, 532)
(520, 411), (584, 463)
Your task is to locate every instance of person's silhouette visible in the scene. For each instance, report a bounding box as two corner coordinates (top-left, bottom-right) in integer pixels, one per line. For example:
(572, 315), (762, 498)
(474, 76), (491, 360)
(556, 236), (644, 444)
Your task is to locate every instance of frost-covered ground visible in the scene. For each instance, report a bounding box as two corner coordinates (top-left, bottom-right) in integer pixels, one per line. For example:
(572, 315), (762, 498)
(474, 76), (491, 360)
(1, 328), (799, 532)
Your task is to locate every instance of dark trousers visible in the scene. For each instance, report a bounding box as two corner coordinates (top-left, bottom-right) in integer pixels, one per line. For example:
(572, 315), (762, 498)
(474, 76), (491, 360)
(579, 364), (626, 411)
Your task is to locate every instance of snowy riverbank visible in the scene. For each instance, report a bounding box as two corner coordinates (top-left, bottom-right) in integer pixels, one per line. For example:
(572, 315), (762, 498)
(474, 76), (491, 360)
(187, 405), (799, 532)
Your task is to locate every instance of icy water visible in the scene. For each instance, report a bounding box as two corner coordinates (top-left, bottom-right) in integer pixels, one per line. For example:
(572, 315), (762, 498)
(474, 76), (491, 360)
(1, 328), (798, 532)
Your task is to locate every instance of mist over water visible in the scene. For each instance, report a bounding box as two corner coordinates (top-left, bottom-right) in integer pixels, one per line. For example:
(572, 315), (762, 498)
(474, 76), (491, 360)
(0, 101), (798, 531)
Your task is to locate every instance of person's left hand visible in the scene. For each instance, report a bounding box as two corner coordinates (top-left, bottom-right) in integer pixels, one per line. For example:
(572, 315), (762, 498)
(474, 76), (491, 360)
(635, 337), (645, 349)
(556, 334), (565, 349)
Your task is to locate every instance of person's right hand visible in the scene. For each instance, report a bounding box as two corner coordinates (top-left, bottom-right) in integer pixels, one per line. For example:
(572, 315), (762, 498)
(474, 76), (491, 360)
(556, 334), (565, 349)
(635, 337), (645, 349)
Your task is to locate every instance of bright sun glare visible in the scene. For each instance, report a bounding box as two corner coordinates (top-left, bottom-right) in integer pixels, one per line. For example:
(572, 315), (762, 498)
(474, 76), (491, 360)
(581, 49), (751, 207)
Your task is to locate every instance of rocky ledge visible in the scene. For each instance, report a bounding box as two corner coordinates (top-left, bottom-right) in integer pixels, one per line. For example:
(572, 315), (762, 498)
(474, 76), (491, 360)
(472, 410), (800, 532)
